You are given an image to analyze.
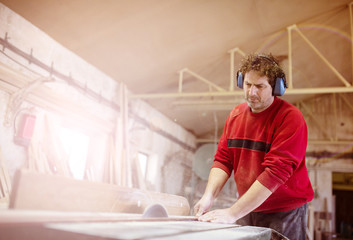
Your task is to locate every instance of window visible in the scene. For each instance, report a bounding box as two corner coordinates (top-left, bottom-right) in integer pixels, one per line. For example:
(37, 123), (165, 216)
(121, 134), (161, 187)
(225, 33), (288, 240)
(137, 152), (148, 178)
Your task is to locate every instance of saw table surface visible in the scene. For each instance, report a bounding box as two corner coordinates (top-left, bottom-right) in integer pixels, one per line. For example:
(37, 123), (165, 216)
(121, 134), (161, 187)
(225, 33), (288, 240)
(46, 221), (282, 240)
(0, 210), (287, 240)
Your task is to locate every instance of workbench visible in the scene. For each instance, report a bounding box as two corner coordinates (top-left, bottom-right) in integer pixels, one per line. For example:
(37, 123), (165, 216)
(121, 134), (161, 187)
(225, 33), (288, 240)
(1, 170), (288, 239)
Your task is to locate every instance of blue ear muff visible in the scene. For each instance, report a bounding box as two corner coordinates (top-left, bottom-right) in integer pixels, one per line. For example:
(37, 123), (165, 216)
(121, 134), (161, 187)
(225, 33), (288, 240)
(237, 72), (244, 89)
(273, 77), (286, 96)
(237, 71), (286, 96)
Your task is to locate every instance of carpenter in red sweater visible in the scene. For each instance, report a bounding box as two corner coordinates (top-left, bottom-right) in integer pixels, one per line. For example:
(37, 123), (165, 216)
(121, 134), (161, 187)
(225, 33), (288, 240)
(194, 53), (314, 240)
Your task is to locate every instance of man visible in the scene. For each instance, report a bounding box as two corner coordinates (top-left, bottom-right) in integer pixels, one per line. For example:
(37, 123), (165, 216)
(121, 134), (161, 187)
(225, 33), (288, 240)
(193, 53), (314, 240)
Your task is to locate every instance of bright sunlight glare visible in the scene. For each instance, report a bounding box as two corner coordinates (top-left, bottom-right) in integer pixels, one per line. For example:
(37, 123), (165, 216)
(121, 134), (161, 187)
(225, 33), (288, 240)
(59, 127), (90, 179)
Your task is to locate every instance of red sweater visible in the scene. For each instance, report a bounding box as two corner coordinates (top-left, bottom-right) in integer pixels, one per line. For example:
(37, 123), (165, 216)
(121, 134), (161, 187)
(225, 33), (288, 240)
(212, 97), (314, 213)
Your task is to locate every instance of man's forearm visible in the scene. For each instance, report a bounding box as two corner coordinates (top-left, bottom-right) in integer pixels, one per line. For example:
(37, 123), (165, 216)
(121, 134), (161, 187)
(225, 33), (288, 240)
(203, 167), (229, 199)
(198, 179), (273, 223)
(193, 168), (229, 216)
(229, 180), (272, 220)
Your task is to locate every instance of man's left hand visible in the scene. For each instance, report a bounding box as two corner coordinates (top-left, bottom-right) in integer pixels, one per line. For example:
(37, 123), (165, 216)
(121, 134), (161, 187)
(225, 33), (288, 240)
(198, 208), (237, 224)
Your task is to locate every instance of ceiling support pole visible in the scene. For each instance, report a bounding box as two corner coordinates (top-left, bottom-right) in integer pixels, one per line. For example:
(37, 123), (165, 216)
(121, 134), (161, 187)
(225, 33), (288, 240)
(287, 26), (294, 89)
(349, 2), (353, 84)
(116, 83), (132, 187)
(178, 69), (184, 93)
(333, 93), (338, 141)
(228, 47), (246, 92)
(229, 49), (235, 91)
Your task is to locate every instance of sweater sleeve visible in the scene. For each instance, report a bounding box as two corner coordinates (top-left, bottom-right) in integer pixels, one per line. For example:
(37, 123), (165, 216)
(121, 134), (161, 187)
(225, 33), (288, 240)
(212, 116), (233, 177)
(257, 108), (308, 192)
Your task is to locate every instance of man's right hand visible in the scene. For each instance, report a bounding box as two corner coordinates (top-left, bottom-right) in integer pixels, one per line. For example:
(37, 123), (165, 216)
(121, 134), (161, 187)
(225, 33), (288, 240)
(193, 168), (229, 217)
(193, 194), (214, 217)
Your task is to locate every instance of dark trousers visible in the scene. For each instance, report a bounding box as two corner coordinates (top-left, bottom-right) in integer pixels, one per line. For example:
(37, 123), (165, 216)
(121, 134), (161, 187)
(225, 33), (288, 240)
(236, 203), (308, 240)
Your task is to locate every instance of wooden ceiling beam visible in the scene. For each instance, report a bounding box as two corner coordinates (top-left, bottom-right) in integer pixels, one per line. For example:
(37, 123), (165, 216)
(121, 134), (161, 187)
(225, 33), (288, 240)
(130, 87), (353, 99)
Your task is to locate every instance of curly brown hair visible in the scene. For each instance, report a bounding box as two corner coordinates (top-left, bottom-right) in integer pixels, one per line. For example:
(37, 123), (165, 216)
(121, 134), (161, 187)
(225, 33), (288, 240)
(238, 53), (287, 89)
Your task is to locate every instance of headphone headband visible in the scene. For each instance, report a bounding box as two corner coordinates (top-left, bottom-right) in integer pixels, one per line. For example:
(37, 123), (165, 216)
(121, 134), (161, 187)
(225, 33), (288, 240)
(257, 55), (279, 67)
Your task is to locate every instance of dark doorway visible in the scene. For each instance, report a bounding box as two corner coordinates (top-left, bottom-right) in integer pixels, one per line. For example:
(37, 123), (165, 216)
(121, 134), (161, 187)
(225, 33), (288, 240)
(332, 172), (353, 239)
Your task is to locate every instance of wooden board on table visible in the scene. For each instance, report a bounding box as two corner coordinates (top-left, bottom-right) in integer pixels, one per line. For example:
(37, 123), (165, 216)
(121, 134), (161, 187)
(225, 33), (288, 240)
(0, 148), (11, 199)
(0, 209), (197, 225)
(9, 169), (190, 216)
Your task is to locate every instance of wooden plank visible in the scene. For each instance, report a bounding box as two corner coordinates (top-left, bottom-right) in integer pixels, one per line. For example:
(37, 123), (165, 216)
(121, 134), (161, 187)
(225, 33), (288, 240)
(0, 148), (11, 198)
(9, 169), (190, 216)
(0, 172), (6, 198)
(0, 210), (197, 225)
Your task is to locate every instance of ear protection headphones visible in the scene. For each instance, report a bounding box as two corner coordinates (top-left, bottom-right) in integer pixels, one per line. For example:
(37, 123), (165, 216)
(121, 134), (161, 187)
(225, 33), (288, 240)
(236, 55), (287, 96)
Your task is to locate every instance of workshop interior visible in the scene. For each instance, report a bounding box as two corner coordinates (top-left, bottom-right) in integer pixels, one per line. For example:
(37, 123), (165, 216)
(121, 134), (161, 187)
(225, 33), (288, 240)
(0, 0), (353, 239)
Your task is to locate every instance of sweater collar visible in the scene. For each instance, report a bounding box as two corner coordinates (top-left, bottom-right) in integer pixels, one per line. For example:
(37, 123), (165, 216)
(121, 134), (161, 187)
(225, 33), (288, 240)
(248, 97), (280, 116)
